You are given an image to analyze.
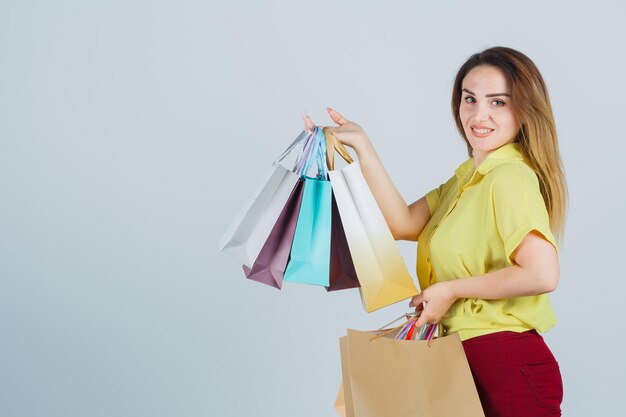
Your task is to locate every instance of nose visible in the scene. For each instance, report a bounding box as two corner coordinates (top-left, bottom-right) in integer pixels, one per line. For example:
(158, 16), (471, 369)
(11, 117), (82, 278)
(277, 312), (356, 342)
(473, 101), (491, 123)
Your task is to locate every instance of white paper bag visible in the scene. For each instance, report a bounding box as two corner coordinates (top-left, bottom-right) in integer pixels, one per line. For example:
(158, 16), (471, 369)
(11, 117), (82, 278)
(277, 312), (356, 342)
(218, 130), (312, 267)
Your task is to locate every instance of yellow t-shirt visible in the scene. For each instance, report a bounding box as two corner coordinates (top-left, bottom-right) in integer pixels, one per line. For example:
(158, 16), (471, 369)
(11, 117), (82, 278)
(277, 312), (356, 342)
(417, 142), (559, 341)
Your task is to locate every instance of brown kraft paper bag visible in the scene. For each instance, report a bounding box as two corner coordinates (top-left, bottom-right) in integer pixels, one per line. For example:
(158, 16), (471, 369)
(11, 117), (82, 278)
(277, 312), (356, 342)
(337, 328), (485, 417)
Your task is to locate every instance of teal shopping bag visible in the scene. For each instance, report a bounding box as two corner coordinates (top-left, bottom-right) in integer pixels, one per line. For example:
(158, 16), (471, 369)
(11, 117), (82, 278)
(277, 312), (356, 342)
(284, 128), (332, 286)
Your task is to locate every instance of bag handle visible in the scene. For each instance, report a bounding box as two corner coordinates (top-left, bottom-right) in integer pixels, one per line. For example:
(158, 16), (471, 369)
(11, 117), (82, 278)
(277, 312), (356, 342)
(316, 129), (329, 178)
(369, 311), (420, 341)
(273, 129), (312, 168)
(294, 126), (330, 178)
(294, 129), (317, 175)
(297, 127), (322, 176)
(368, 311), (445, 347)
(323, 127), (354, 171)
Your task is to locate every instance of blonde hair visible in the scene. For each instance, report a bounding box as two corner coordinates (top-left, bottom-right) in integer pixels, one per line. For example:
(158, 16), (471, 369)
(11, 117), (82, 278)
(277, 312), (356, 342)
(451, 46), (568, 243)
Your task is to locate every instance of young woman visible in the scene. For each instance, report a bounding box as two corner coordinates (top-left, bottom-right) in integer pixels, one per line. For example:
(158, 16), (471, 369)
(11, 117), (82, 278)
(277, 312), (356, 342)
(305, 46), (567, 417)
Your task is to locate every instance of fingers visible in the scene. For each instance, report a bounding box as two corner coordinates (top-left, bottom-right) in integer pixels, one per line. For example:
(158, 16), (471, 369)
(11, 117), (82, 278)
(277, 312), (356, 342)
(301, 108), (347, 132)
(415, 314), (439, 329)
(409, 292), (424, 307)
(414, 316), (428, 328)
(302, 112), (315, 131)
(327, 107), (348, 126)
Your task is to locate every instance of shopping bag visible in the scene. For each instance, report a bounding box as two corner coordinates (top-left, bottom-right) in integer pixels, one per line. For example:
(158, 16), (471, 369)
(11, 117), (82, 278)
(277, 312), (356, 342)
(218, 130), (310, 268)
(334, 381), (347, 417)
(326, 193), (360, 291)
(325, 130), (418, 311)
(284, 127), (332, 286)
(242, 178), (305, 289)
(324, 128), (359, 292)
(338, 316), (485, 417)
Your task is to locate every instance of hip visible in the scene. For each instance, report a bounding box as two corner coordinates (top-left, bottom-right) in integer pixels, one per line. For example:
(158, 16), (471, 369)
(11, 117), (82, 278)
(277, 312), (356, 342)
(462, 329), (560, 370)
(461, 330), (563, 416)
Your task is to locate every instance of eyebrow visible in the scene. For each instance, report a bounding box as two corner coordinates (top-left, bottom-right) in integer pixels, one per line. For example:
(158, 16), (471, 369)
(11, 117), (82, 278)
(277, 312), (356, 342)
(462, 88), (511, 98)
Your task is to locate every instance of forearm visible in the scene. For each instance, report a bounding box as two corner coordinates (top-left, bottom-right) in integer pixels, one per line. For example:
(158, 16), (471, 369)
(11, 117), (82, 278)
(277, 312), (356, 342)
(448, 265), (555, 300)
(353, 139), (411, 236)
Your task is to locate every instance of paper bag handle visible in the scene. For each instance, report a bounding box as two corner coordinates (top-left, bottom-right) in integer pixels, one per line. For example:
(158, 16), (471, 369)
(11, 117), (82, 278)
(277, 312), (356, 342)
(323, 127), (354, 171)
(273, 129), (311, 168)
(295, 127), (325, 177)
(368, 311), (445, 347)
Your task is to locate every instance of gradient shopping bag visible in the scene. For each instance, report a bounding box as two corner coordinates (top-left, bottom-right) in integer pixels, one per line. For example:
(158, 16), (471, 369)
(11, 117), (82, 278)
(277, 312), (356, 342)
(284, 128), (332, 286)
(325, 130), (418, 312)
(242, 178), (305, 289)
(219, 130), (311, 268)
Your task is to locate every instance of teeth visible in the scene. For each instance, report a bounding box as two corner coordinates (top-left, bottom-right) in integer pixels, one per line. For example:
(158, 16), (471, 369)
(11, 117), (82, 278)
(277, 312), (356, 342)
(472, 127), (493, 134)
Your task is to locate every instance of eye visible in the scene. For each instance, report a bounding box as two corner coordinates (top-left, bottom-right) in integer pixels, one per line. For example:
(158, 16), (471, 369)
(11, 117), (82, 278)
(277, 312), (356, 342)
(492, 99), (506, 106)
(463, 96), (475, 103)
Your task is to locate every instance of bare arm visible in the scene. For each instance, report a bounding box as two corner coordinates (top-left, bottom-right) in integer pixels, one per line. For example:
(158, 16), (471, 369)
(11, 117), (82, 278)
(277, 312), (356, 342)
(305, 108), (431, 241)
(448, 230), (559, 299)
(405, 197), (432, 241)
(409, 230), (559, 327)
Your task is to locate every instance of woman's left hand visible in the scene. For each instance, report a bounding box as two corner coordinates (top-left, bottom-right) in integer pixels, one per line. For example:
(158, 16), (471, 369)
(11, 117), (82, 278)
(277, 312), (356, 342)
(409, 282), (458, 328)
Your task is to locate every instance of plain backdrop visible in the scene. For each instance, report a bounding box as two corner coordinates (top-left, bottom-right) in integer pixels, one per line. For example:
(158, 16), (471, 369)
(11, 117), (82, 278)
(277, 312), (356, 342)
(1, 1), (624, 416)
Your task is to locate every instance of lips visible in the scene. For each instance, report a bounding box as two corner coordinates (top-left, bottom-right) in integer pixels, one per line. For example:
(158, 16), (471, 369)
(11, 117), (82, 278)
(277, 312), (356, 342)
(471, 126), (494, 137)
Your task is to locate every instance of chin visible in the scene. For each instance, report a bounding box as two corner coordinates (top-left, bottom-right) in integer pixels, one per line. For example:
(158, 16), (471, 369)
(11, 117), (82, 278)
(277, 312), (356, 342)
(467, 135), (500, 153)
(471, 141), (492, 149)
(468, 140), (490, 152)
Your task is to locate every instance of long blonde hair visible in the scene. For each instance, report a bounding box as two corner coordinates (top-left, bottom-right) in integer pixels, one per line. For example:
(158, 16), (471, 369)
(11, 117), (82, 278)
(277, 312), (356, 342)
(451, 46), (568, 243)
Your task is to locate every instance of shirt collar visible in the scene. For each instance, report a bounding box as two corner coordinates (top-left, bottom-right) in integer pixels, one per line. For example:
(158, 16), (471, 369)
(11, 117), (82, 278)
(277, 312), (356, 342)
(455, 142), (525, 182)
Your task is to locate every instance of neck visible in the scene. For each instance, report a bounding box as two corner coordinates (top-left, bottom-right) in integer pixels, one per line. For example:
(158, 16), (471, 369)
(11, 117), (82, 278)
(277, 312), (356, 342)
(472, 141), (517, 169)
(473, 151), (486, 170)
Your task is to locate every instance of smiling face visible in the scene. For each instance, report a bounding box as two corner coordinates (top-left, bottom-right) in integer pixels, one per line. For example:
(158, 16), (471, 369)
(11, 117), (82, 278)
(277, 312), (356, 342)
(459, 65), (521, 167)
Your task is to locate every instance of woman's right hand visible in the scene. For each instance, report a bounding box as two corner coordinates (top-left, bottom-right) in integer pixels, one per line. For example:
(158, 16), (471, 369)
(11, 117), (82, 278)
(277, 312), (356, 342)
(303, 107), (371, 151)
(304, 107), (427, 241)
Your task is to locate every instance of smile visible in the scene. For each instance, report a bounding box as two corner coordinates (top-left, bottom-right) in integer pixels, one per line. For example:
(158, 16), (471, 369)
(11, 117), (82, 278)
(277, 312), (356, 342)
(472, 127), (494, 134)
(471, 127), (494, 137)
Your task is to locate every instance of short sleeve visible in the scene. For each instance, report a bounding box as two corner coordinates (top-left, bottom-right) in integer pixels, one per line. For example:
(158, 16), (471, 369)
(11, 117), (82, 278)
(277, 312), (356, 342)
(425, 182), (446, 215)
(490, 164), (558, 264)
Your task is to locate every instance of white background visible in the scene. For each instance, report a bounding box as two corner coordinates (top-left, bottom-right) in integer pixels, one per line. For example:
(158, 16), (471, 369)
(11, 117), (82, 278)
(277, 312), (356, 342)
(1, 1), (624, 416)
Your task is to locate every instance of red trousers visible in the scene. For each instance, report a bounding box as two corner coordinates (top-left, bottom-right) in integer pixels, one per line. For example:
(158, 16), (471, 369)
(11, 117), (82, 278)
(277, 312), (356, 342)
(461, 329), (563, 417)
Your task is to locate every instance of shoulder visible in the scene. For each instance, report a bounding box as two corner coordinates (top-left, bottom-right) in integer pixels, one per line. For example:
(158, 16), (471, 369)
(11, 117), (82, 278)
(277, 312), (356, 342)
(486, 161), (540, 191)
(441, 172), (458, 192)
(431, 171), (458, 197)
